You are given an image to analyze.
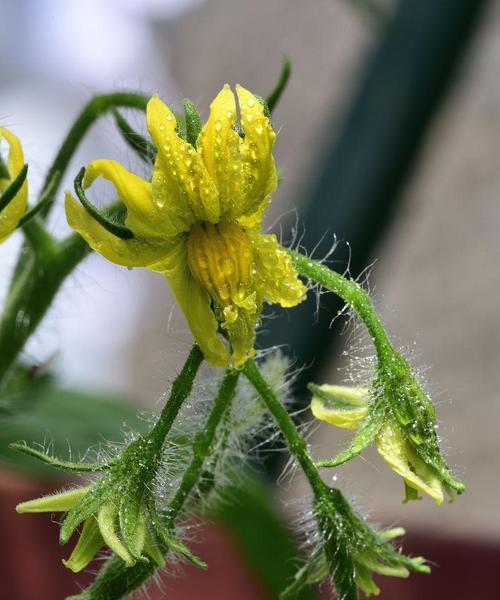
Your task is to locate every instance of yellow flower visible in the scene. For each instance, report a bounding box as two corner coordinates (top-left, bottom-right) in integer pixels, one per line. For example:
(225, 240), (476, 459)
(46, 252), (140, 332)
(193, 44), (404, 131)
(65, 85), (306, 366)
(0, 127), (28, 242)
(311, 384), (446, 505)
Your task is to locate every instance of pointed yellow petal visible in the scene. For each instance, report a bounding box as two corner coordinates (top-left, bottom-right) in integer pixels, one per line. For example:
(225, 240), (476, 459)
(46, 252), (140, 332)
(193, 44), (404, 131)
(83, 159), (162, 239)
(197, 85), (277, 224)
(310, 384), (370, 430)
(65, 191), (172, 267)
(0, 127), (28, 242)
(197, 85), (245, 217)
(376, 421), (444, 505)
(161, 239), (229, 366)
(249, 232), (307, 307)
(147, 95), (220, 234)
(16, 485), (92, 513)
(62, 516), (104, 573)
(97, 503), (135, 566)
(235, 85), (278, 219)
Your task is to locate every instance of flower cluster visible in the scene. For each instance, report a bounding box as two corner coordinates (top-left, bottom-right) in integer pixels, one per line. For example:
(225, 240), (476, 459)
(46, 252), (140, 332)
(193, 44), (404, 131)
(65, 85), (306, 367)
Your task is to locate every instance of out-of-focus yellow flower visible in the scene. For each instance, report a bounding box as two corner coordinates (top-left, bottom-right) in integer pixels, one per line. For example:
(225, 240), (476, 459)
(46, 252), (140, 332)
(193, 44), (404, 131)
(65, 85), (306, 366)
(310, 384), (446, 505)
(0, 127), (28, 242)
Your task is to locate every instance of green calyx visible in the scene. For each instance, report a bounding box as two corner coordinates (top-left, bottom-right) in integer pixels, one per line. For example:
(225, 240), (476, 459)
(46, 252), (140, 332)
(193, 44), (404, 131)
(282, 489), (429, 600)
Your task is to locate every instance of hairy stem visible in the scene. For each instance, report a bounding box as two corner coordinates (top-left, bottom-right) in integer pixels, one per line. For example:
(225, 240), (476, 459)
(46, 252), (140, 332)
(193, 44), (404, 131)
(70, 368), (239, 600)
(165, 369), (239, 519)
(242, 359), (326, 498)
(289, 249), (394, 361)
(148, 345), (204, 446)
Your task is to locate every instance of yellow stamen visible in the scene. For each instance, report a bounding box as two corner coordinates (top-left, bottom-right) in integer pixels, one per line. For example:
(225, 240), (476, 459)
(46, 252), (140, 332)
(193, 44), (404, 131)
(187, 220), (253, 306)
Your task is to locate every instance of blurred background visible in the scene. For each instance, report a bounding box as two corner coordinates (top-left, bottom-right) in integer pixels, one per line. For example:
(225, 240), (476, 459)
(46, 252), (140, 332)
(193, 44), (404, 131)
(0, 0), (499, 598)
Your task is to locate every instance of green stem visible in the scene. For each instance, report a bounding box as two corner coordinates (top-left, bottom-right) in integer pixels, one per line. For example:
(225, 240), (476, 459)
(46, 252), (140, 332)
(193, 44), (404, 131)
(70, 368), (239, 600)
(148, 345), (204, 446)
(165, 369), (239, 520)
(289, 249), (394, 361)
(242, 360), (326, 498)
(0, 233), (88, 386)
(1, 94), (149, 384)
(39, 92), (149, 218)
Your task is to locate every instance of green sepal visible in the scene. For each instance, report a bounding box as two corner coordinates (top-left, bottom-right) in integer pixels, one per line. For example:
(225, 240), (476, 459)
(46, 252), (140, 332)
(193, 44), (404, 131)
(183, 99), (202, 147)
(280, 550), (327, 599)
(143, 526), (166, 568)
(255, 95), (271, 119)
(407, 433), (465, 496)
(9, 442), (114, 473)
(0, 163), (28, 212)
(266, 56), (292, 113)
(381, 352), (465, 495)
(146, 493), (206, 569)
(118, 488), (146, 560)
(62, 516), (104, 573)
(73, 167), (135, 240)
(60, 476), (113, 544)
(97, 502), (136, 567)
(111, 109), (156, 164)
(316, 395), (385, 468)
(158, 526), (207, 569)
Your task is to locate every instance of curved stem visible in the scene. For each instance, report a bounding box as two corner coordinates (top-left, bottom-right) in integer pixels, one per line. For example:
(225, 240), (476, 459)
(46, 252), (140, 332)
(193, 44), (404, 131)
(242, 359), (326, 498)
(39, 92), (149, 218)
(288, 249), (394, 361)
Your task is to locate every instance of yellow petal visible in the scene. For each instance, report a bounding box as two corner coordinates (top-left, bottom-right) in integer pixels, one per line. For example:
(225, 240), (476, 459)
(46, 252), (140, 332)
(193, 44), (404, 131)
(235, 85), (278, 219)
(196, 85), (244, 217)
(16, 485), (93, 513)
(83, 159), (161, 239)
(0, 127), (28, 242)
(65, 191), (172, 268)
(147, 95), (220, 234)
(249, 232), (307, 307)
(62, 516), (104, 573)
(310, 384), (370, 430)
(197, 85), (277, 223)
(161, 239), (229, 366)
(375, 420), (444, 505)
(97, 503), (135, 566)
